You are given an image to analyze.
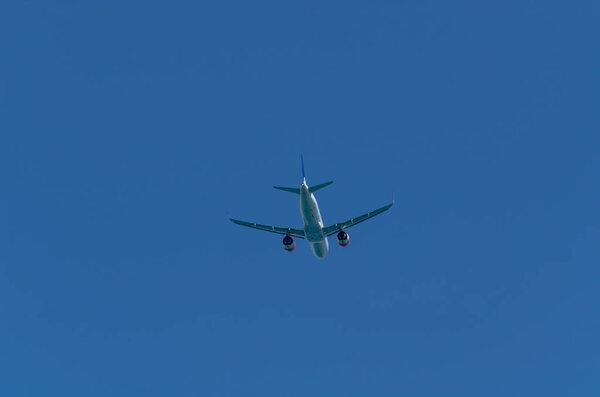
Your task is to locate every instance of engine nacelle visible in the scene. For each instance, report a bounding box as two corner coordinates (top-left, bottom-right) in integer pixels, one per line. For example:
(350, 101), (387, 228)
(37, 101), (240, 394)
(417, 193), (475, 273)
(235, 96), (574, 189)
(337, 230), (350, 247)
(282, 235), (296, 252)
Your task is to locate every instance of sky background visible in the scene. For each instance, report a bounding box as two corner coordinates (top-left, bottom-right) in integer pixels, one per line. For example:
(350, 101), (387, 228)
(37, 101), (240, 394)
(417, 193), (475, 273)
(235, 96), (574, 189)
(2, 0), (599, 395)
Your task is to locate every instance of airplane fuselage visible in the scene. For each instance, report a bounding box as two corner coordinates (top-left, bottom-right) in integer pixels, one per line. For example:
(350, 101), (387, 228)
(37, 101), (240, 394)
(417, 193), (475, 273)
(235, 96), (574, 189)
(229, 158), (393, 259)
(299, 181), (329, 259)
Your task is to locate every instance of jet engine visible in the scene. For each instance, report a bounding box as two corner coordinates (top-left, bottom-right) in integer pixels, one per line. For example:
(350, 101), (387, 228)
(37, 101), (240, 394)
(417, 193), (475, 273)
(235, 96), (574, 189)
(337, 230), (350, 247)
(282, 235), (296, 252)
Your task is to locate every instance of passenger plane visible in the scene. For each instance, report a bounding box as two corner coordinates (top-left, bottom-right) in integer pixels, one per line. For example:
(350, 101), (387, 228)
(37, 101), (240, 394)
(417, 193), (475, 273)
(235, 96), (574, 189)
(229, 157), (393, 259)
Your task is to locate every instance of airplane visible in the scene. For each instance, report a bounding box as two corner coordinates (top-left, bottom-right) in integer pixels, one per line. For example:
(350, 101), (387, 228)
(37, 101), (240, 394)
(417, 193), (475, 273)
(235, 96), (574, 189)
(229, 156), (393, 259)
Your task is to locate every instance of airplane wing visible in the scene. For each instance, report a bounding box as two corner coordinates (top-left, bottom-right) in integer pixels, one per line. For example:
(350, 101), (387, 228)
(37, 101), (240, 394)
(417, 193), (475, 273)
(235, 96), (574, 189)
(322, 201), (394, 236)
(229, 218), (306, 239)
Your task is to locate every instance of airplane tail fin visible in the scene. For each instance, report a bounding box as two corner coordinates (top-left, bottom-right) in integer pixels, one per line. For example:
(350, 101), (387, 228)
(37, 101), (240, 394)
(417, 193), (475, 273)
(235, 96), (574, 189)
(309, 181), (333, 193)
(273, 156), (332, 194)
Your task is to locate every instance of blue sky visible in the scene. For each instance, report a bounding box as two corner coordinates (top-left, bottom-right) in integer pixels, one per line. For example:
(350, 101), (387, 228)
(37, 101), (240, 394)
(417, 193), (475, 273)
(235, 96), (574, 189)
(2, 0), (599, 395)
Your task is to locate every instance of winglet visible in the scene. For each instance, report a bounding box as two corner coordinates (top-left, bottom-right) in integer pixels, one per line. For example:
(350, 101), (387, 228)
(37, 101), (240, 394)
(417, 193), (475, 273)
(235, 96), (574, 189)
(301, 154), (306, 182)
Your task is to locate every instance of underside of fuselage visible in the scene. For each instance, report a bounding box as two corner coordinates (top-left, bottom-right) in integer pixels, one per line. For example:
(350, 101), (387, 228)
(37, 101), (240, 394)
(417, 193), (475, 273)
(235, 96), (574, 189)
(299, 182), (329, 259)
(309, 240), (329, 259)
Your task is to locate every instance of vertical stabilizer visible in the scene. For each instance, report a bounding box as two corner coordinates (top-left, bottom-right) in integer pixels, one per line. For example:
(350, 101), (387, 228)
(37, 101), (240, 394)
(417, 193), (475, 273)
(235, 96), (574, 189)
(301, 154), (306, 182)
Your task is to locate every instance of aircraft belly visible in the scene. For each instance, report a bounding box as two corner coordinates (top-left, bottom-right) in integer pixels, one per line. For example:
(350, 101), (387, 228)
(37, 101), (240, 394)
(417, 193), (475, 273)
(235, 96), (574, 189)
(310, 240), (329, 259)
(305, 228), (322, 242)
(299, 188), (328, 257)
(300, 194), (324, 242)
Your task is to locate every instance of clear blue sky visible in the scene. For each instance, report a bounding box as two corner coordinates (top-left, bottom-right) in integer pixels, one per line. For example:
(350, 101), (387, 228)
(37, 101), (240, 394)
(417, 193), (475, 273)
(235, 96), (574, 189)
(2, 1), (599, 395)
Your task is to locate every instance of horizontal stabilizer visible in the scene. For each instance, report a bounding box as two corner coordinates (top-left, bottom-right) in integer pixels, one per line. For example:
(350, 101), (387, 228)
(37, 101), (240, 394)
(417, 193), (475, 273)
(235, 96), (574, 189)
(309, 181), (333, 193)
(274, 186), (301, 194)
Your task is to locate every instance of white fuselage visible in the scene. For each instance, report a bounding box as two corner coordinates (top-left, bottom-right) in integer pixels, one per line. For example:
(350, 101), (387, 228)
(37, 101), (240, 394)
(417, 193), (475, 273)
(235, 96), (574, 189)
(299, 181), (329, 259)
